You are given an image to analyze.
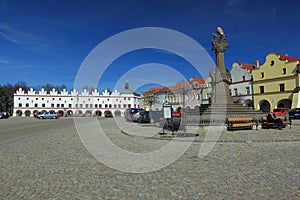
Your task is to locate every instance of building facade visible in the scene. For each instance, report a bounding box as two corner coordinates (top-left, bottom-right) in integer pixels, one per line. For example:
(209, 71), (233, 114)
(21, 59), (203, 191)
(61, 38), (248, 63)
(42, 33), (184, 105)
(229, 61), (255, 107)
(141, 77), (205, 111)
(201, 76), (212, 105)
(252, 52), (300, 112)
(13, 82), (140, 117)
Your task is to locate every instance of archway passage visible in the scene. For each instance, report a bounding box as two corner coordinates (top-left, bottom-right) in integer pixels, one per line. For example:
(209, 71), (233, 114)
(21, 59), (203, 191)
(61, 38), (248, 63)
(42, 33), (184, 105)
(114, 110), (121, 117)
(75, 110), (83, 117)
(259, 100), (270, 113)
(95, 110), (102, 116)
(277, 99), (292, 109)
(66, 110), (73, 116)
(25, 110), (31, 117)
(244, 99), (254, 108)
(57, 110), (64, 117)
(16, 110), (22, 116)
(85, 110), (92, 117)
(104, 110), (113, 117)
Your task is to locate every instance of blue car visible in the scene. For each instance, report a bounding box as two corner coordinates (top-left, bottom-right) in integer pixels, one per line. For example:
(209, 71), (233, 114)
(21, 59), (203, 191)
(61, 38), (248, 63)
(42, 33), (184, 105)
(38, 112), (59, 119)
(289, 108), (300, 119)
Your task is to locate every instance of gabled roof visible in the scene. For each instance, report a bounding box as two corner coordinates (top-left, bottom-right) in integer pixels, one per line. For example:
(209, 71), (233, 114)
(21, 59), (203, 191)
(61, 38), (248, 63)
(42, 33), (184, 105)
(237, 61), (255, 72)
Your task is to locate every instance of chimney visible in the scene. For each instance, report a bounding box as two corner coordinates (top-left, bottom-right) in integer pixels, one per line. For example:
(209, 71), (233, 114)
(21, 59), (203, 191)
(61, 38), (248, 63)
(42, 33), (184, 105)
(255, 60), (259, 69)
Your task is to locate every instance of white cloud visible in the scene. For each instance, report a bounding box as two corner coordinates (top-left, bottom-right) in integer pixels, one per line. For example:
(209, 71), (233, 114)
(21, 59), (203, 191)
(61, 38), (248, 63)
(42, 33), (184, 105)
(0, 59), (13, 64)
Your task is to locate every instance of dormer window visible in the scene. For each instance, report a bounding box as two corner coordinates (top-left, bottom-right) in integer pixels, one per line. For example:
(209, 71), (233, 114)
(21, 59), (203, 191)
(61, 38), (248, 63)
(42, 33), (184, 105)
(260, 72), (264, 78)
(270, 60), (274, 66)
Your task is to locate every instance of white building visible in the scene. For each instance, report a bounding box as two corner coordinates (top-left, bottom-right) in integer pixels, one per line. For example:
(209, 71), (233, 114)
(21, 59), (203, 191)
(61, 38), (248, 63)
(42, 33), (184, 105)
(229, 61), (256, 107)
(13, 82), (140, 117)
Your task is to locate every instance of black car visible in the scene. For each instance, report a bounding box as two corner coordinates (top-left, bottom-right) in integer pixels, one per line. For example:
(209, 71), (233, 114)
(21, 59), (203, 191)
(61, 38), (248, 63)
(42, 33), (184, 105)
(289, 108), (300, 119)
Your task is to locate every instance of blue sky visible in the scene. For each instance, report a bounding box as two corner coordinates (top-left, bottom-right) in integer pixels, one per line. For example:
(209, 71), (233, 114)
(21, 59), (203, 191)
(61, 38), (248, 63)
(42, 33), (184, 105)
(0, 0), (299, 93)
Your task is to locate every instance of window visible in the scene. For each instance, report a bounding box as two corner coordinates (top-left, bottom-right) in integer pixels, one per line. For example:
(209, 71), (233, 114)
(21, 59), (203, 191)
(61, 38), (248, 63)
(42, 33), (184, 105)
(128, 104), (131, 108)
(99, 104), (102, 108)
(57, 104), (60, 107)
(51, 104), (54, 108)
(242, 76), (245, 81)
(26, 103), (29, 107)
(85, 104), (88, 108)
(234, 88), (238, 96)
(35, 103), (38, 107)
(105, 104), (108, 108)
(19, 103), (22, 107)
(109, 104), (112, 108)
(90, 104), (93, 108)
(80, 104), (83, 108)
(59, 98), (61, 100)
(270, 60), (274, 66)
(61, 104), (64, 108)
(260, 72), (264, 78)
(123, 104), (126, 108)
(124, 97), (126, 100)
(52, 98), (55, 100)
(69, 104), (72, 108)
(260, 86), (264, 93)
(246, 87), (250, 95)
(42, 104), (45, 107)
(95, 104), (98, 108)
(27, 98), (29, 100)
(282, 68), (286, 74)
(279, 84), (285, 92)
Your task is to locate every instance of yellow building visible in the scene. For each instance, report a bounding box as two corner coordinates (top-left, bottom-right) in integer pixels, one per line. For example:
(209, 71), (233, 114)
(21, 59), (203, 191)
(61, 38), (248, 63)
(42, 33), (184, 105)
(252, 52), (300, 112)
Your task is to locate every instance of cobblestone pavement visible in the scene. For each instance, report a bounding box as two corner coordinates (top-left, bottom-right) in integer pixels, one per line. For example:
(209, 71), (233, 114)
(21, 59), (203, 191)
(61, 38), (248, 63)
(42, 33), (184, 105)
(1, 117), (299, 199)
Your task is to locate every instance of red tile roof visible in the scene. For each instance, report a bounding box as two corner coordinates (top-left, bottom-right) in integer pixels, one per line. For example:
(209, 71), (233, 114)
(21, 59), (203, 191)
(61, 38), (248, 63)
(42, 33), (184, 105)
(238, 62), (255, 72)
(279, 55), (300, 63)
(145, 77), (204, 94)
(192, 77), (205, 84)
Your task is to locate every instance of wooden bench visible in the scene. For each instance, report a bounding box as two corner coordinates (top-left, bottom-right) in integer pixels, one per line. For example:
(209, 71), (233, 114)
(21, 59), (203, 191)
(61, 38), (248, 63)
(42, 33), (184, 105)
(226, 117), (258, 131)
(261, 115), (292, 129)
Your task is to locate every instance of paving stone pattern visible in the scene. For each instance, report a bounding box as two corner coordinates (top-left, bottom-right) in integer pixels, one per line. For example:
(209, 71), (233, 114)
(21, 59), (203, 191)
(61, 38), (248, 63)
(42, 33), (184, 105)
(1, 117), (299, 199)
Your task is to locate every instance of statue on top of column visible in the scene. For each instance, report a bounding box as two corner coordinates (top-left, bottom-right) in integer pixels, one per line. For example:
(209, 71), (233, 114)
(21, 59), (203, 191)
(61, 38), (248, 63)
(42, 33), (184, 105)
(211, 27), (228, 53)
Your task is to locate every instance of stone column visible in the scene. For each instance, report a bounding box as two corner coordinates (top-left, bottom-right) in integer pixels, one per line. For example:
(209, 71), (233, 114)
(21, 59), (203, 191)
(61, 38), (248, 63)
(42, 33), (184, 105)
(211, 27), (232, 105)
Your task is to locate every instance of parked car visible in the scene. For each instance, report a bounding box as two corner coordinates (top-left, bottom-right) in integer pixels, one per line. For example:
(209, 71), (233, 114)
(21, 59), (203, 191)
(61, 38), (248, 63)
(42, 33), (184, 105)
(289, 108), (300, 119)
(38, 112), (59, 119)
(124, 108), (144, 121)
(0, 112), (10, 119)
(271, 108), (290, 115)
(132, 110), (150, 123)
(34, 112), (44, 118)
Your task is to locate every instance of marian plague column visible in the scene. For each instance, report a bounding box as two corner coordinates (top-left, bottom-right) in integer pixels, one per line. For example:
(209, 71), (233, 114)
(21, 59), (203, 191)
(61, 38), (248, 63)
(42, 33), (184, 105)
(210, 27), (232, 104)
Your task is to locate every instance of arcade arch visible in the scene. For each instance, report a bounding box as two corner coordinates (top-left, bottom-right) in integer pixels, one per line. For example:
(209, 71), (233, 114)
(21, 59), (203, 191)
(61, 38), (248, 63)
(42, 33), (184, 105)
(277, 99), (291, 108)
(25, 110), (31, 117)
(114, 110), (121, 117)
(259, 100), (270, 113)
